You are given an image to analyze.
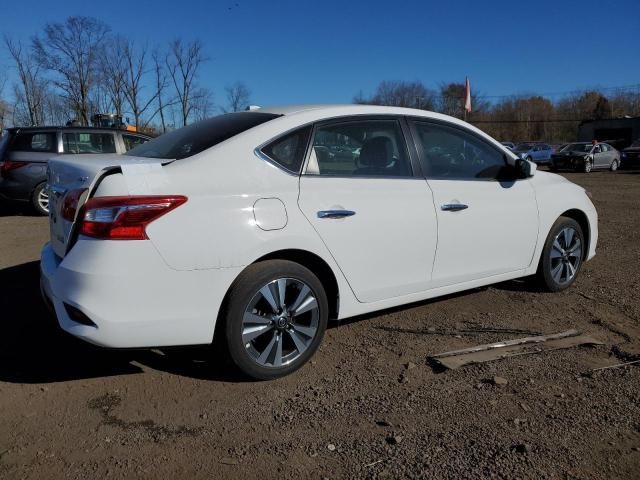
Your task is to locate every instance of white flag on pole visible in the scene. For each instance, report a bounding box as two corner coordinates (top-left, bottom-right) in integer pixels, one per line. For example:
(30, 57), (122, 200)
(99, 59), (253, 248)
(464, 77), (472, 113)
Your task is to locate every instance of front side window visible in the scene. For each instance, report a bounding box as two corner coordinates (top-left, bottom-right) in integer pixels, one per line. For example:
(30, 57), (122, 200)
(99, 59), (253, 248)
(122, 134), (149, 152)
(412, 121), (509, 180)
(63, 132), (116, 154)
(260, 126), (311, 173)
(10, 132), (57, 153)
(306, 120), (411, 177)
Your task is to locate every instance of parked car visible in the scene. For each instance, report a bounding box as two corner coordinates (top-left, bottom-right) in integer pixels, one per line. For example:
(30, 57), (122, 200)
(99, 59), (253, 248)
(40, 105), (598, 380)
(620, 139), (640, 169)
(512, 143), (553, 164)
(550, 142), (620, 173)
(0, 127), (151, 215)
(500, 141), (515, 150)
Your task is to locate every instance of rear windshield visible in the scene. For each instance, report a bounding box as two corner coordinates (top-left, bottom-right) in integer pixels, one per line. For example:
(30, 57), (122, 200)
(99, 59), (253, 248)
(126, 112), (281, 160)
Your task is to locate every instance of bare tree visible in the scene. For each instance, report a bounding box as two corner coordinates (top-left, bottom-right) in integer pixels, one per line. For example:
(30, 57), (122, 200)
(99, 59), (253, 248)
(119, 40), (161, 128)
(166, 39), (208, 126)
(98, 36), (128, 117)
(152, 48), (169, 133)
(4, 36), (46, 125)
(223, 81), (251, 112)
(32, 16), (111, 125)
(354, 80), (436, 110)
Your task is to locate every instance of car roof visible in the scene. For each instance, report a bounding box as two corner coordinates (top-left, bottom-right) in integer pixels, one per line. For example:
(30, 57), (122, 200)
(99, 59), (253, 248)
(7, 126), (151, 137)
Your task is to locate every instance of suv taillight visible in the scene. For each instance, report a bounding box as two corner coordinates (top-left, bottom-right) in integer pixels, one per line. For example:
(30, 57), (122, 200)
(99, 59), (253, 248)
(79, 195), (187, 240)
(0, 160), (28, 174)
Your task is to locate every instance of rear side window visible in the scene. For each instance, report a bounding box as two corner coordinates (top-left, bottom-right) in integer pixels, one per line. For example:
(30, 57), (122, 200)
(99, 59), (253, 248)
(10, 132), (57, 153)
(126, 112), (281, 160)
(306, 120), (412, 177)
(63, 133), (117, 154)
(260, 127), (311, 173)
(122, 134), (149, 151)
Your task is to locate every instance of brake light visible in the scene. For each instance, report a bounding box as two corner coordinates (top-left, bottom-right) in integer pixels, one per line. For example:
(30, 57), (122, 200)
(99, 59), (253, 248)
(1, 160), (28, 174)
(79, 195), (187, 240)
(61, 188), (88, 221)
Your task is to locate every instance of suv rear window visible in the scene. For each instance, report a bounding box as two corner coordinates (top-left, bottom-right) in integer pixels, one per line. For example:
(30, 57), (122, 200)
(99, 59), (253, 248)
(126, 112), (281, 160)
(10, 132), (57, 153)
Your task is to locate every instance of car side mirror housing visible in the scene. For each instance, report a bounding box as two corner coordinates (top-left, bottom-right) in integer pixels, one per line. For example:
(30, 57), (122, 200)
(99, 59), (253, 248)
(515, 158), (535, 178)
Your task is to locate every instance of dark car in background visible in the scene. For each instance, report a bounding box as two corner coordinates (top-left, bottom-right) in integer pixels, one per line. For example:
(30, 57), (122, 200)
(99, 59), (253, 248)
(550, 142), (620, 173)
(620, 139), (640, 169)
(0, 127), (150, 215)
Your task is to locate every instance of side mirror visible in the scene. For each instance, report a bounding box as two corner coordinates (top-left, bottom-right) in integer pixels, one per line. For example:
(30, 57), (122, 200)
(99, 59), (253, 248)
(515, 158), (535, 178)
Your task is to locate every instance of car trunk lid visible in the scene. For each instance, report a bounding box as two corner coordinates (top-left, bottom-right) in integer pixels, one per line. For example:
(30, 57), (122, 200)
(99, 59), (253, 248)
(47, 154), (168, 258)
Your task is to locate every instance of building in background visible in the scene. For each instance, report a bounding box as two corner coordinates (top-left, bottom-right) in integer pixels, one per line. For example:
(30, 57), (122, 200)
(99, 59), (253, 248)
(578, 117), (640, 150)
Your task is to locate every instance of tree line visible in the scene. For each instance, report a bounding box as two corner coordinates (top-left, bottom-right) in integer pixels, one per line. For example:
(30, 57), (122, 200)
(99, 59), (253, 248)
(0, 16), (253, 133)
(355, 80), (640, 143)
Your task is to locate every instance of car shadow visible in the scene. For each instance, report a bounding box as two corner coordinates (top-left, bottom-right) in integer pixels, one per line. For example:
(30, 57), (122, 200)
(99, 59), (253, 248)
(0, 202), (37, 217)
(0, 261), (249, 384)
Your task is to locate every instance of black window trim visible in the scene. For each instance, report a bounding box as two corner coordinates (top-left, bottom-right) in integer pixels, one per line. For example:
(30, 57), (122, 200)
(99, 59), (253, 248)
(406, 116), (521, 182)
(301, 114), (422, 180)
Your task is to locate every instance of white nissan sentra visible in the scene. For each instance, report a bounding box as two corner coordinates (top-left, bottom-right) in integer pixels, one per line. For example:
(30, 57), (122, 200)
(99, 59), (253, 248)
(40, 105), (598, 379)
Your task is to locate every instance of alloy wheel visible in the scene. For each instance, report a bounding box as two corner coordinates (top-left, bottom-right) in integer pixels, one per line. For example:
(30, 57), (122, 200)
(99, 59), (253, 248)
(549, 227), (582, 285)
(242, 278), (319, 368)
(38, 189), (50, 213)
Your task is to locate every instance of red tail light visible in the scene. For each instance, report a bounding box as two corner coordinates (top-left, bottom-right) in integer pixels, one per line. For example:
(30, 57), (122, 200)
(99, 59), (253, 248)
(1, 160), (28, 174)
(61, 188), (88, 221)
(79, 195), (187, 240)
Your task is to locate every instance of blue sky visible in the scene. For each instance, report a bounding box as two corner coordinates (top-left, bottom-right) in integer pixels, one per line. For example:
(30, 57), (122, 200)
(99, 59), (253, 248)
(2, 0), (639, 106)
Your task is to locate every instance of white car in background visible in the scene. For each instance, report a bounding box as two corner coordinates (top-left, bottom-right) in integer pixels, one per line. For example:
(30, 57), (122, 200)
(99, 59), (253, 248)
(40, 105), (598, 379)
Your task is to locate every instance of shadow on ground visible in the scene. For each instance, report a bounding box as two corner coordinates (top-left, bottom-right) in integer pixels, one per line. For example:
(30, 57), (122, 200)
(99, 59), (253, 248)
(0, 261), (545, 385)
(0, 261), (246, 384)
(0, 202), (37, 218)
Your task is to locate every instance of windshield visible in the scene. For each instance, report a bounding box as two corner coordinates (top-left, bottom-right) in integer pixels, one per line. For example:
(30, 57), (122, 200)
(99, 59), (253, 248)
(563, 143), (592, 153)
(514, 143), (534, 152)
(126, 112), (281, 159)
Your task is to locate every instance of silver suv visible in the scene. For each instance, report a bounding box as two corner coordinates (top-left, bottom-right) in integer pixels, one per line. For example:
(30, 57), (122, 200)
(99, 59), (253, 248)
(0, 127), (151, 215)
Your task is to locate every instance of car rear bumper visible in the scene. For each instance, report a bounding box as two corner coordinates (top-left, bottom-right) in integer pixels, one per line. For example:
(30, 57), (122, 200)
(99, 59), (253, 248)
(40, 240), (243, 348)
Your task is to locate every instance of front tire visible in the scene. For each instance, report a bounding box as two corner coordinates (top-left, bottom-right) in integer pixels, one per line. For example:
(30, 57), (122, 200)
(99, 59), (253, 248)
(31, 182), (49, 216)
(537, 217), (584, 292)
(222, 260), (328, 380)
(583, 159), (592, 173)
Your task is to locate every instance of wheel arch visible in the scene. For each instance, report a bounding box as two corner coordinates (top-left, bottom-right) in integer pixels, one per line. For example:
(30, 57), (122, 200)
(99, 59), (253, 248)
(215, 249), (341, 342)
(559, 209), (590, 261)
(254, 249), (340, 320)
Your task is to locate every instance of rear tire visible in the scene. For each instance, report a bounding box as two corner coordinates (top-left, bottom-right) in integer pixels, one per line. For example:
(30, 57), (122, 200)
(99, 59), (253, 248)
(31, 182), (49, 216)
(537, 216), (584, 292)
(222, 260), (328, 380)
(610, 159), (619, 171)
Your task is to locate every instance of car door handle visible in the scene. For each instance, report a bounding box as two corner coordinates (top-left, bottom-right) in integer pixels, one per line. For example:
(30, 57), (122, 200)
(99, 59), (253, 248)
(441, 203), (468, 212)
(317, 210), (356, 219)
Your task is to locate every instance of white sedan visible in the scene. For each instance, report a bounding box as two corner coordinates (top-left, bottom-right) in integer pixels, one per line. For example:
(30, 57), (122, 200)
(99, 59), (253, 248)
(40, 105), (598, 379)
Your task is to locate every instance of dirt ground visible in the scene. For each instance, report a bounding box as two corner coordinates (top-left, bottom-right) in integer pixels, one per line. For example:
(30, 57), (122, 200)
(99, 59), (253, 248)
(1, 170), (639, 480)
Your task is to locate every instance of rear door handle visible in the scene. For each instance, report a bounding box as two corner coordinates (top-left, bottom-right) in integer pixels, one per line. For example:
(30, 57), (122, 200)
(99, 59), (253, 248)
(441, 203), (468, 212)
(317, 210), (356, 219)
